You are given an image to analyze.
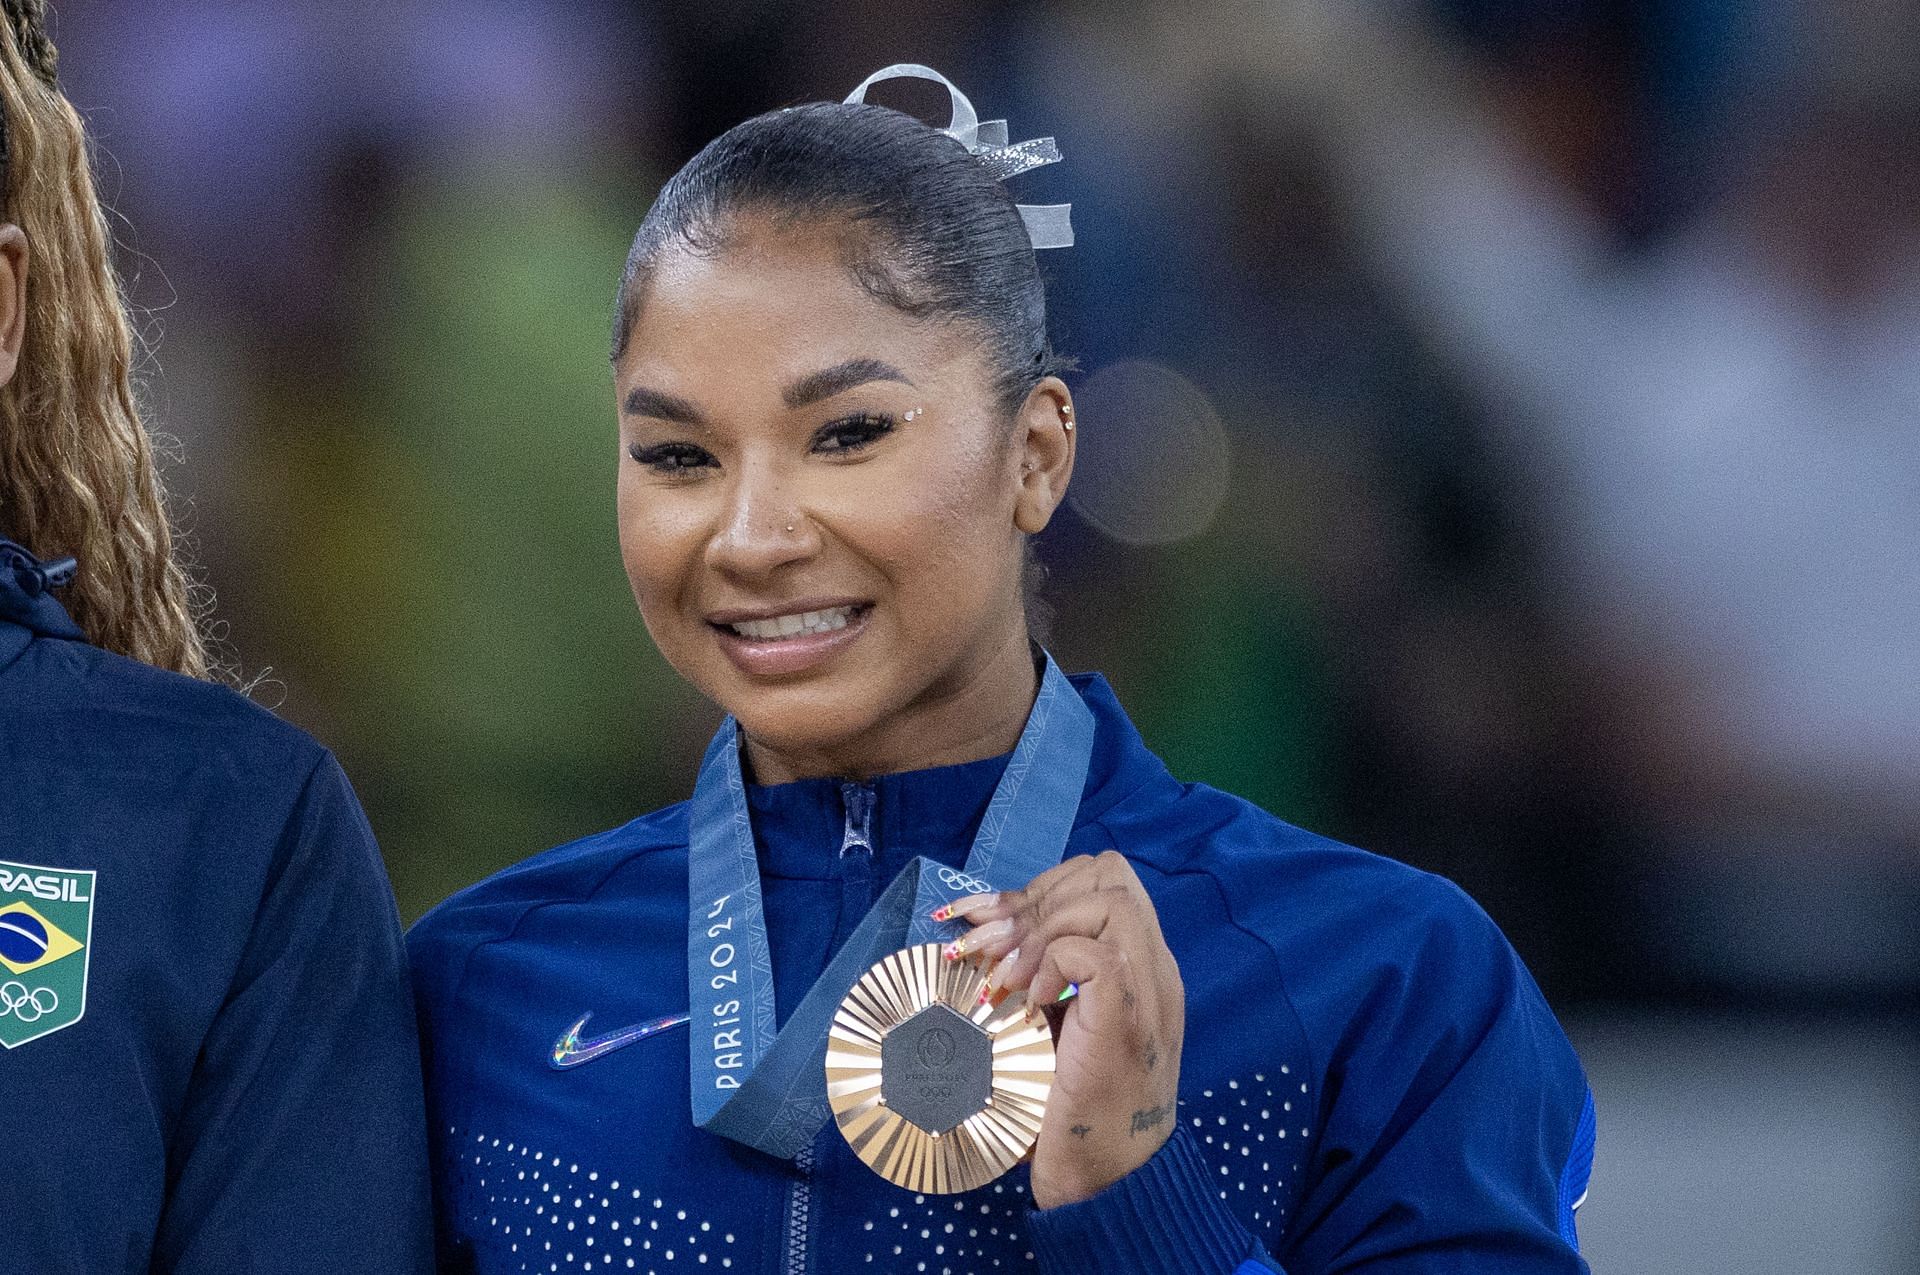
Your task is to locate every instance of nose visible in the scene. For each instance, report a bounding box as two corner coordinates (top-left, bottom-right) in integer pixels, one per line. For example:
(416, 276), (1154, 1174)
(705, 461), (814, 579)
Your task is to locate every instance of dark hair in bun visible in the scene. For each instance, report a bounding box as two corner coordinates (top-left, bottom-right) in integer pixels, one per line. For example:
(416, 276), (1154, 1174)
(613, 100), (1071, 410)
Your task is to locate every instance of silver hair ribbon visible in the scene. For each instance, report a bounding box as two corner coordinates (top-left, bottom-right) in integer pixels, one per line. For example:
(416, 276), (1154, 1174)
(844, 63), (1074, 250)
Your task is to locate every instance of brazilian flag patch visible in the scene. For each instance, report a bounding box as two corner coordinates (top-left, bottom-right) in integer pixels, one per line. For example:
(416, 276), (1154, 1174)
(0, 860), (95, 1049)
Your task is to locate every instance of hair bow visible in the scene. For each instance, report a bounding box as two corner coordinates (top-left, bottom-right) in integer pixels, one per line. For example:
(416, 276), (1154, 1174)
(844, 63), (1074, 250)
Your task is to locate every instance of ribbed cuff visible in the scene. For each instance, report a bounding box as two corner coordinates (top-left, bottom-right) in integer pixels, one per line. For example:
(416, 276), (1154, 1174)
(1025, 1124), (1269, 1274)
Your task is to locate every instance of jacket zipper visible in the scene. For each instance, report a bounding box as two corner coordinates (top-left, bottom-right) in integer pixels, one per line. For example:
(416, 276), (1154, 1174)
(785, 1143), (814, 1275)
(838, 780), (876, 857)
(786, 782), (876, 1274)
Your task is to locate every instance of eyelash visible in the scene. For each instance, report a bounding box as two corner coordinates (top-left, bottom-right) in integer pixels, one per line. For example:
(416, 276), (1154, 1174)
(628, 441), (714, 475)
(627, 414), (898, 476)
(811, 412), (895, 455)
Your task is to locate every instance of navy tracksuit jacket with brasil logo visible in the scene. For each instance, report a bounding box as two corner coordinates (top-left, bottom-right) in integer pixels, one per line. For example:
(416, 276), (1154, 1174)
(410, 669), (1596, 1274)
(0, 540), (433, 1273)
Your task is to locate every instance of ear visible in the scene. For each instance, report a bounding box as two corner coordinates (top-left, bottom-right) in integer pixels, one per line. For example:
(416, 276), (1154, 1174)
(1012, 376), (1075, 534)
(0, 224), (27, 391)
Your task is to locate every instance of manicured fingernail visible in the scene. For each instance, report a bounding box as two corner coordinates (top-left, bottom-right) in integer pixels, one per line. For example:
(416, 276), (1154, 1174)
(945, 892), (1001, 920)
(981, 947), (1019, 1003)
(1055, 982), (1080, 1004)
(945, 917), (1013, 960)
(930, 905), (952, 922)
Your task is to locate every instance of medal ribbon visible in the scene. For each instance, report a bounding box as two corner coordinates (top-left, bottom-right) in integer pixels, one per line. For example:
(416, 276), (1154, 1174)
(686, 653), (1095, 1159)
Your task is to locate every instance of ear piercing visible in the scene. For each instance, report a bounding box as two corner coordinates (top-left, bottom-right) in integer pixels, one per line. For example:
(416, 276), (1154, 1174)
(1059, 404), (1074, 432)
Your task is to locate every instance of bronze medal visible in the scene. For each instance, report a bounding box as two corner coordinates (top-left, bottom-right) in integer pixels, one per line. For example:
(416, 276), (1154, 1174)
(826, 941), (1055, 1194)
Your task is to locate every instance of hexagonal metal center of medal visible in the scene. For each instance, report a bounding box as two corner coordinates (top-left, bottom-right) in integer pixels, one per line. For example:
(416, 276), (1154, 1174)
(881, 1003), (992, 1136)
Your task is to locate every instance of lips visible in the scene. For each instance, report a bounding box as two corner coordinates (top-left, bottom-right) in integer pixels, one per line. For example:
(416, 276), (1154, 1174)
(707, 601), (873, 678)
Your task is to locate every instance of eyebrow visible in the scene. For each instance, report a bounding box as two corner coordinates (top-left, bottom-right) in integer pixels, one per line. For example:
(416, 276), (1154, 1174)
(783, 358), (915, 409)
(621, 385), (706, 425)
(621, 357), (915, 424)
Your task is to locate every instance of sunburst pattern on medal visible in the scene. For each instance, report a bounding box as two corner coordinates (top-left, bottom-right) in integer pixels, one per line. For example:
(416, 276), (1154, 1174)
(826, 941), (1055, 1195)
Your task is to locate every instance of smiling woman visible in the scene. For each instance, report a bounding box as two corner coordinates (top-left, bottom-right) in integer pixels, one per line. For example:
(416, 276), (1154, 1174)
(607, 87), (1075, 783)
(612, 212), (1070, 781)
(408, 65), (1595, 1275)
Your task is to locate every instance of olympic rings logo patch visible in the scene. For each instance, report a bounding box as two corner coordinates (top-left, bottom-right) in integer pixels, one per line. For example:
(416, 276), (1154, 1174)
(0, 980), (58, 1022)
(936, 867), (992, 895)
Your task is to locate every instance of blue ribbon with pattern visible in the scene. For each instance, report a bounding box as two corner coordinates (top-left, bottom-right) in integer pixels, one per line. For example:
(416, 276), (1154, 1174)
(686, 653), (1094, 1158)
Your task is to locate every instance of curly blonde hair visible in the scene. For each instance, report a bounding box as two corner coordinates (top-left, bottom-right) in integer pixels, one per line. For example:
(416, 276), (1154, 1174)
(0, 0), (211, 677)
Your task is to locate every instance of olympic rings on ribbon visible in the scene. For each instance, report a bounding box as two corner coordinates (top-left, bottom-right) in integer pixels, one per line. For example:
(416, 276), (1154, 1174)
(0, 980), (57, 1021)
(936, 866), (993, 896)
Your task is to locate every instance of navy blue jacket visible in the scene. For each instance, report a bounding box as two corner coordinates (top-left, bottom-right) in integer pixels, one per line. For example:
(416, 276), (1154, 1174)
(0, 542), (434, 1274)
(410, 672), (1594, 1274)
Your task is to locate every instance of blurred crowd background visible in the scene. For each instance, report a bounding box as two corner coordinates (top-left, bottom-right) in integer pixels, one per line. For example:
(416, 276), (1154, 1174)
(45, 0), (1917, 1268)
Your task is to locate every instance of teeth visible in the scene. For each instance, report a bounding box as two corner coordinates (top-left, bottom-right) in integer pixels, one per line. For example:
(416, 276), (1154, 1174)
(728, 606), (857, 641)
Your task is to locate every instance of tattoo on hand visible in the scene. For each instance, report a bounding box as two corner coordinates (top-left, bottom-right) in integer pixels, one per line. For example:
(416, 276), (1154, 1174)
(1128, 1102), (1175, 1138)
(1070, 1124), (1092, 1139)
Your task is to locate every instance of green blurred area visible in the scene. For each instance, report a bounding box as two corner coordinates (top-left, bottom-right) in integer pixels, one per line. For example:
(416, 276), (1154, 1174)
(240, 163), (712, 917)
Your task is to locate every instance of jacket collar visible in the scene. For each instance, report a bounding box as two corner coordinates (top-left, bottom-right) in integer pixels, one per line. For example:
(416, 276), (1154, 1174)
(745, 672), (1175, 881)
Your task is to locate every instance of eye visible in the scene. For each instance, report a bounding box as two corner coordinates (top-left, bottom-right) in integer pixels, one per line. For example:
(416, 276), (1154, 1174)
(628, 441), (717, 476)
(811, 412), (895, 456)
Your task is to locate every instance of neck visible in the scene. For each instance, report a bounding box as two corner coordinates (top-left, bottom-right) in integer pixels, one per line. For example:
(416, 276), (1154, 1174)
(743, 627), (1041, 785)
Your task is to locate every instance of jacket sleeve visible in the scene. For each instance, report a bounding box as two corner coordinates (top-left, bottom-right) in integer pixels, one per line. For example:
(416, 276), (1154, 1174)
(1026, 871), (1594, 1275)
(1026, 1122), (1286, 1273)
(1276, 875), (1594, 1272)
(150, 752), (436, 1274)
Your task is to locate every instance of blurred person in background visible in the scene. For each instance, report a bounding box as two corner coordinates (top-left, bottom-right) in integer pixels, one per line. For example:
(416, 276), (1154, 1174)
(0, 1), (431, 1270)
(1247, 0), (1920, 1000)
(408, 64), (1594, 1275)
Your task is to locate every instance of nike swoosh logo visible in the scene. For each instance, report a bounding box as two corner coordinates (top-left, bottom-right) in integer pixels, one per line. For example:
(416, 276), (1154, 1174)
(549, 1010), (690, 1070)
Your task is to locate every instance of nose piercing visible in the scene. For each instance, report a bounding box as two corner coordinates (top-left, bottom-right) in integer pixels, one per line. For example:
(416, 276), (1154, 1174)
(785, 523), (796, 533)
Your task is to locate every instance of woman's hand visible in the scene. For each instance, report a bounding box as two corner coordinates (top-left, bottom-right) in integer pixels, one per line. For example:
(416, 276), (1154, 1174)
(937, 851), (1185, 1209)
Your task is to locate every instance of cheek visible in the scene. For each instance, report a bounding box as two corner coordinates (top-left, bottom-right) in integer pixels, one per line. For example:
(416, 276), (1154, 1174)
(616, 473), (702, 622)
(922, 425), (1020, 550)
(844, 432), (1017, 603)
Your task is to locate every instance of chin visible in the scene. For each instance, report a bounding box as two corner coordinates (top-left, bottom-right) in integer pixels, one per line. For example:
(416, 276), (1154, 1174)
(730, 692), (889, 769)
(698, 657), (883, 742)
